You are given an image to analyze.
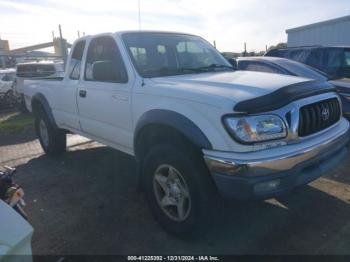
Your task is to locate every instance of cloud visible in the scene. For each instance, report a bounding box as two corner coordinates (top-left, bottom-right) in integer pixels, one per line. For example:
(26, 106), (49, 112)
(0, 0), (349, 51)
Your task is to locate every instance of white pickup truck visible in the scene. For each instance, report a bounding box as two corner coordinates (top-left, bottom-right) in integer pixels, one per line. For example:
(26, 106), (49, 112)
(23, 31), (349, 235)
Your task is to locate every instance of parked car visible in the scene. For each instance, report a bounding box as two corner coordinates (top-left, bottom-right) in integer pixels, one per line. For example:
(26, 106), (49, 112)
(335, 79), (350, 119)
(0, 69), (16, 104)
(265, 46), (350, 79)
(0, 199), (33, 261)
(21, 31), (349, 236)
(235, 56), (350, 118)
(14, 61), (64, 112)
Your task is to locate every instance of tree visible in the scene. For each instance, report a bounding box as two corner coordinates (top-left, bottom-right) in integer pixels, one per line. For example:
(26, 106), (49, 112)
(268, 42), (287, 52)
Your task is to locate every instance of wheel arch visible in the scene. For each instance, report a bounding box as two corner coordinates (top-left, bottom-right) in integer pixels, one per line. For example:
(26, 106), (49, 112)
(31, 93), (58, 129)
(134, 109), (212, 161)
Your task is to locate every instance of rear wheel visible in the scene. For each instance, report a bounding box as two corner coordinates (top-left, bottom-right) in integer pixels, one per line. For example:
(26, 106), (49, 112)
(142, 143), (216, 237)
(34, 111), (66, 155)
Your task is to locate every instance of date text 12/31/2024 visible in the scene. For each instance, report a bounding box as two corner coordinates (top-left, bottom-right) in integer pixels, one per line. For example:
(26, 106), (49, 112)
(127, 256), (220, 261)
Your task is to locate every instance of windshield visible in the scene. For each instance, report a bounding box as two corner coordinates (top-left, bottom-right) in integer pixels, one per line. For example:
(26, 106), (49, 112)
(345, 50), (350, 66)
(275, 59), (329, 81)
(323, 48), (350, 79)
(122, 32), (232, 78)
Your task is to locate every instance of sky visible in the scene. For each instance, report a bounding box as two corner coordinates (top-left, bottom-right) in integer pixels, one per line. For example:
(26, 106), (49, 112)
(0, 0), (350, 52)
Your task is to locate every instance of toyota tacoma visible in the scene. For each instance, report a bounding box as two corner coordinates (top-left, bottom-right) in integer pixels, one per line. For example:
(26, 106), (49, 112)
(22, 31), (350, 235)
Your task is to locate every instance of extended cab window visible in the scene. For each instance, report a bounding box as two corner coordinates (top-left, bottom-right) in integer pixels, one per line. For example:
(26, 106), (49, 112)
(69, 40), (86, 80)
(84, 36), (127, 83)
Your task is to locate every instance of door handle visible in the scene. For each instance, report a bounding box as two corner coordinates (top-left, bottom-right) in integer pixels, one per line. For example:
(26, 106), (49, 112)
(79, 90), (87, 98)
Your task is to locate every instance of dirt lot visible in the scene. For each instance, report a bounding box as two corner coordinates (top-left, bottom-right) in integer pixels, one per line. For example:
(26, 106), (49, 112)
(1, 111), (350, 255)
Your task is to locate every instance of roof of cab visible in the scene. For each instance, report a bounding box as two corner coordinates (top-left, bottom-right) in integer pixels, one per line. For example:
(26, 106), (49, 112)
(74, 30), (196, 42)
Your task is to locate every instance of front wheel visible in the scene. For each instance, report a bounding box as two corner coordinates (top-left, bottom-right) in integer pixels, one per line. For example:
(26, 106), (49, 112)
(34, 111), (66, 155)
(141, 143), (217, 237)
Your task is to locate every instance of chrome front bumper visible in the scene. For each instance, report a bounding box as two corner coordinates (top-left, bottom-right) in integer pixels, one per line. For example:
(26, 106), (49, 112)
(203, 118), (350, 199)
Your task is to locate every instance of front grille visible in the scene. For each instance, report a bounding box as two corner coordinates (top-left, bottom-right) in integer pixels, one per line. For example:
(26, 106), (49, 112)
(298, 98), (341, 137)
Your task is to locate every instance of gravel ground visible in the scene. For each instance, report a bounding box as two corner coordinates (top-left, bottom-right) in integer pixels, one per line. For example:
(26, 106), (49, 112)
(1, 126), (350, 255)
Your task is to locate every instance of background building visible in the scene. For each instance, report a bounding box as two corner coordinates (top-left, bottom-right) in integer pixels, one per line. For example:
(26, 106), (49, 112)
(286, 15), (350, 47)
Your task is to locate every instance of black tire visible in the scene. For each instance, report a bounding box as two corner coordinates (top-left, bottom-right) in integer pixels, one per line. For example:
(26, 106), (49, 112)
(34, 110), (66, 155)
(141, 142), (217, 237)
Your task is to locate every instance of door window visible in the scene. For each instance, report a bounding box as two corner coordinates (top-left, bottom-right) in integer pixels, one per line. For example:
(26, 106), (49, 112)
(69, 40), (86, 80)
(84, 36), (127, 83)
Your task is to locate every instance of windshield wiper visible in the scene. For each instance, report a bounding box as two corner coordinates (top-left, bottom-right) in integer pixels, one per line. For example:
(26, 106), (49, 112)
(200, 64), (235, 71)
(201, 64), (234, 70)
(180, 67), (208, 73)
(181, 64), (234, 73)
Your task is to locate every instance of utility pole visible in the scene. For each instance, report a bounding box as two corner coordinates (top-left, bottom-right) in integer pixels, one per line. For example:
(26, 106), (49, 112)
(58, 24), (67, 65)
(243, 42), (247, 56)
(59, 24), (63, 39)
(213, 40), (216, 49)
(77, 30), (81, 38)
(138, 0), (142, 30)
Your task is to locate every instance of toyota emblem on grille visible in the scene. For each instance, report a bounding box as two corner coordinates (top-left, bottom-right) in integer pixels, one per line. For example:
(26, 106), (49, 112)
(322, 107), (330, 121)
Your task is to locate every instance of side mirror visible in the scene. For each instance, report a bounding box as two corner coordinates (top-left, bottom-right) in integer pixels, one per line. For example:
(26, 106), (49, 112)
(228, 58), (237, 70)
(92, 60), (125, 82)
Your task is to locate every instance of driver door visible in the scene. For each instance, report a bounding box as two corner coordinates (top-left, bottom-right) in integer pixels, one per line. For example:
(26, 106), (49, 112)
(76, 36), (133, 152)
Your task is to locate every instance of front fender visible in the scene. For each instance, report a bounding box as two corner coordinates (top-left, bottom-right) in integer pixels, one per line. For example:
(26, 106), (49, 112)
(134, 109), (212, 150)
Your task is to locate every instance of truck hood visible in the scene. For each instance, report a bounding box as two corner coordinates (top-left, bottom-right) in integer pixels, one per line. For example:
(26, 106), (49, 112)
(148, 71), (310, 109)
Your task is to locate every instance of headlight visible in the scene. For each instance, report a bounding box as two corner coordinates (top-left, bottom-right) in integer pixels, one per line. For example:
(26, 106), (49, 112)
(223, 115), (287, 143)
